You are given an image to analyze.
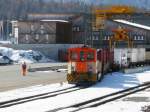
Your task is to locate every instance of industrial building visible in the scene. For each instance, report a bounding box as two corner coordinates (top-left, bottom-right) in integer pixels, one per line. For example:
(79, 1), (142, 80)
(87, 20), (150, 48)
(0, 9), (150, 49)
(11, 20), (72, 44)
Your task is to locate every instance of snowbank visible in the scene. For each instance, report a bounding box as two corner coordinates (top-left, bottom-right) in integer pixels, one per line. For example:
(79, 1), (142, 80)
(0, 47), (55, 64)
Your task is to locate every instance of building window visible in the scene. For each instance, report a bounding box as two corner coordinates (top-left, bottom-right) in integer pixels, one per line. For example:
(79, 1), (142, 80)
(134, 36), (137, 40)
(31, 24), (34, 31)
(107, 36), (110, 40)
(25, 35), (29, 41)
(96, 36), (99, 40)
(46, 34), (49, 40)
(138, 36), (141, 40)
(87, 37), (90, 40)
(40, 25), (44, 34)
(93, 36), (95, 40)
(73, 26), (80, 32)
(93, 36), (98, 40)
(93, 36), (97, 40)
(104, 36), (107, 40)
(77, 27), (80, 31)
(40, 25), (44, 30)
(92, 36), (94, 40)
(35, 34), (39, 40)
(141, 36), (144, 40)
(40, 30), (44, 34)
(73, 27), (76, 31)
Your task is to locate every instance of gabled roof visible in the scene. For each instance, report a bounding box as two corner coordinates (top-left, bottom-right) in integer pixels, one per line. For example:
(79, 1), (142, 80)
(114, 19), (150, 31)
(40, 20), (69, 23)
(28, 13), (75, 20)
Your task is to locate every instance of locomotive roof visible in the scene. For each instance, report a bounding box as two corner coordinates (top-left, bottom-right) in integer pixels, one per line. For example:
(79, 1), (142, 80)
(69, 47), (96, 51)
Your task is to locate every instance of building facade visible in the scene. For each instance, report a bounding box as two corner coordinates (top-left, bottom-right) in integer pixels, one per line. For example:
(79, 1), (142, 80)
(11, 20), (72, 44)
(2, 13), (150, 48)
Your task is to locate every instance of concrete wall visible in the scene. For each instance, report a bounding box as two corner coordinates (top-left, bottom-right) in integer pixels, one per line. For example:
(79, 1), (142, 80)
(1, 44), (83, 60)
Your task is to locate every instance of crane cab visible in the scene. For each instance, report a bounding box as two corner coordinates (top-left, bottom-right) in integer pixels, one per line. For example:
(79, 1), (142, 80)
(67, 47), (98, 84)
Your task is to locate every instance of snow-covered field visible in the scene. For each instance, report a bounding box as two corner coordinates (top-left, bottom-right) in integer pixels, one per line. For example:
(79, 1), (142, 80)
(0, 71), (150, 112)
(0, 47), (54, 64)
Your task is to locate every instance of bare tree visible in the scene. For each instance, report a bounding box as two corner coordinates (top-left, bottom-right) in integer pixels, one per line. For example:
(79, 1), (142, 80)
(0, 0), (96, 20)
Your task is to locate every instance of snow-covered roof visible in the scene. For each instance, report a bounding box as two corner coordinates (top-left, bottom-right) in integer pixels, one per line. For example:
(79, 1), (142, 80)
(114, 19), (150, 31)
(40, 20), (69, 23)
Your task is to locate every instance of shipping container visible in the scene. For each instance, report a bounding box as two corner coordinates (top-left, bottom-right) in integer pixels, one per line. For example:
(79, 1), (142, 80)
(146, 48), (150, 61)
(146, 51), (150, 61)
(114, 48), (146, 67)
(130, 48), (138, 63)
(138, 48), (145, 62)
(130, 48), (145, 63)
(114, 48), (130, 67)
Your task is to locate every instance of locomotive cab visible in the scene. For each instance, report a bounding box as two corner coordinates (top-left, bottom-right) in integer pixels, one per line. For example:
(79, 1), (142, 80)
(67, 47), (98, 84)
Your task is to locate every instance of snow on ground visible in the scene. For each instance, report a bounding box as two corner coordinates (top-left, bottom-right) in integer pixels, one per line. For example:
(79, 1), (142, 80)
(0, 71), (150, 112)
(0, 82), (73, 103)
(78, 101), (149, 112)
(0, 47), (55, 64)
(0, 41), (12, 44)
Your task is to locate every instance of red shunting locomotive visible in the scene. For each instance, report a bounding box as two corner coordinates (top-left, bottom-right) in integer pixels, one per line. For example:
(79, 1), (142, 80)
(67, 46), (113, 84)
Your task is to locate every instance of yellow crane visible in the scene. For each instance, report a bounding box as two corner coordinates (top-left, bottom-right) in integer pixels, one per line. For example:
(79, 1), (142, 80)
(109, 26), (133, 49)
(93, 5), (136, 30)
(92, 5), (135, 48)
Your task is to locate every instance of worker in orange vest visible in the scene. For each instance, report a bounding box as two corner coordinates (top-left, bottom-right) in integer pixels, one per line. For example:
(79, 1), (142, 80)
(22, 62), (27, 76)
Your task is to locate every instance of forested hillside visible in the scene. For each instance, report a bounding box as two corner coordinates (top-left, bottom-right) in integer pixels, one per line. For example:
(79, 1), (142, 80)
(0, 0), (89, 20)
(0, 0), (149, 20)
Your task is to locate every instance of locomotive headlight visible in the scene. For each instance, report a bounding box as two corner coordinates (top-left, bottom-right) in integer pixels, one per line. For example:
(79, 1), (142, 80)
(71, 63), (76, 72)
(68, 62), (75, 74)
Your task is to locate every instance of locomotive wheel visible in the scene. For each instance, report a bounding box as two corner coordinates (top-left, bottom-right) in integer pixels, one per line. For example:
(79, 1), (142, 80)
(97, 72), (103, 82)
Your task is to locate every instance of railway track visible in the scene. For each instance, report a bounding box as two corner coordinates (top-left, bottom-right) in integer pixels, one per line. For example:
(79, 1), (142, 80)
(48, 81), (150, 112)
(0, 86), (86, 108)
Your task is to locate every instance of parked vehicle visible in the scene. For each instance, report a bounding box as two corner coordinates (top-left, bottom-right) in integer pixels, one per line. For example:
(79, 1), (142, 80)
(114, 48), (146, 68)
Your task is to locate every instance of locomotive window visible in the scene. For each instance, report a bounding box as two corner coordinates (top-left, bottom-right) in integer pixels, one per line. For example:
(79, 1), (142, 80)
(87, 52), (94, 61)
(70, 51), (78, 61)
(80, 51), (85, 61)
